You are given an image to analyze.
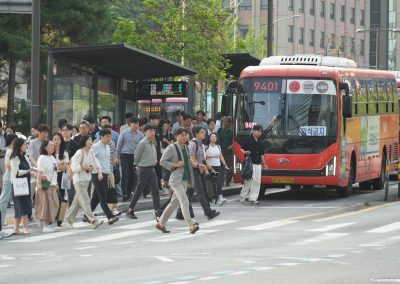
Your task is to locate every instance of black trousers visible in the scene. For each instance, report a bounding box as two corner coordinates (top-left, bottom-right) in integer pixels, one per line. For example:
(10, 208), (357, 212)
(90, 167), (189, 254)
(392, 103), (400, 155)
(128, 167), (160, 211)
(120, 154), (136, 197)
(91, 174), (113, 219)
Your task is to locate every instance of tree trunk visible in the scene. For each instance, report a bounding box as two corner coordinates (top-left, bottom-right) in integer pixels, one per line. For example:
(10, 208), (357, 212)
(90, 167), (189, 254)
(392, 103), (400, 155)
(7, 57), (16, 125)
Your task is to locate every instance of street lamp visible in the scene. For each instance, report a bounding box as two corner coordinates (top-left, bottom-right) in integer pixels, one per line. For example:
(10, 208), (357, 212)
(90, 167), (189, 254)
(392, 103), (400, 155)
(356, 27), (400, 69)
(273, 14), (300, 55)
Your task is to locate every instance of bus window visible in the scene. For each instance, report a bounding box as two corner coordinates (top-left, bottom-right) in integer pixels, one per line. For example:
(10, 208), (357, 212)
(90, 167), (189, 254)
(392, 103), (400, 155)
(367, 79), (378, 114)
(357, 79), (368, 115)
(344, 78), (357, 115)
(377, 80), (388, 113)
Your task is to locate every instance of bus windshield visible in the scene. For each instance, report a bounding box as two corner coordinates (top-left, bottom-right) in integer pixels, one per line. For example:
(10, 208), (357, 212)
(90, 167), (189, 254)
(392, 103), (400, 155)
(237, 77), (338, 154)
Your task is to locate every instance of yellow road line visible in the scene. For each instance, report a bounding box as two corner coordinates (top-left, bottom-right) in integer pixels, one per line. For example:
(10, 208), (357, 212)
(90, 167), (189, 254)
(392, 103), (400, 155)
(314, 201), (400, 222)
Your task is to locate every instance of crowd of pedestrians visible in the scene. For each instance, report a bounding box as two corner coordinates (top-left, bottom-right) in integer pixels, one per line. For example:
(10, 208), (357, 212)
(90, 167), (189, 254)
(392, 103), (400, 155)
(0, 109), (266, 239)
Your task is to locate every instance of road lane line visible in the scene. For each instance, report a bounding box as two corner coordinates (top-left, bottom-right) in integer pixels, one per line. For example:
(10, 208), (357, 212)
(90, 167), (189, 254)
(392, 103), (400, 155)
(9, 230), (90, 243)
(306, 222), (356, 232)
(148, 230), (217, 242)
(153, 256), (174, 263)
(0, 264), (14, 268)
(230, 271), (251, 275)
(198, 276), (221, 281)
(75, 246), (99, 250)
(237, 219), (298, 231)
(359, 236), (400, 247)
(314, 201), (400, 222)
(78, 230), (150, 243)
(367, 222), (400, 233)
(291, 233), (349, 246)
(113, 219), (176, 230)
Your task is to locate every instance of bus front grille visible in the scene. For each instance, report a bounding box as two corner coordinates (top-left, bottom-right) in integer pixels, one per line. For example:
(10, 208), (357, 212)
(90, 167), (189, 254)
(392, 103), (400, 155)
(262, 169), (325, 177)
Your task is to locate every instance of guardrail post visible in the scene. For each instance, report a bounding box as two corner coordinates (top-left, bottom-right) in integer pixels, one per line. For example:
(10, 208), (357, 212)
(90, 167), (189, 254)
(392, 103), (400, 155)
(384, 164), (390, 201)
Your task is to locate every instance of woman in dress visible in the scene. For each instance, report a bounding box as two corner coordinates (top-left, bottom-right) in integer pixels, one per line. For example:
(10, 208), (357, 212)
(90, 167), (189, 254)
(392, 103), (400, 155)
(158, 120), (174, 188)
(10, 138), (32, 235)
(52, 133), (69, 226)
(36, 140), (60, 233)
(205, 133), (230, 205)
(0, 134), (17, 227)
(63, 135), (103, 229)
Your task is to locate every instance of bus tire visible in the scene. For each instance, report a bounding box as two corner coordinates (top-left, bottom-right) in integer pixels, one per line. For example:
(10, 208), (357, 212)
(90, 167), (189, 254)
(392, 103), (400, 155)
(258, 185), (267, 200)
(337, 163), (354, 198)
(359, 181), (372, 190)
(290, 185), (301, 190)
(372, 153), (387, 191)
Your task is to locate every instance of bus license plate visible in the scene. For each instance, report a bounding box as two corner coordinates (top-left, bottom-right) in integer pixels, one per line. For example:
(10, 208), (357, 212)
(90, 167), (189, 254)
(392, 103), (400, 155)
(271, 178), (295, 184)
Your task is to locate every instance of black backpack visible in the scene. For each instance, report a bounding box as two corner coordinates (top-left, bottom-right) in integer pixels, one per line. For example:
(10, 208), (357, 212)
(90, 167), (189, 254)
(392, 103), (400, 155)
(240, 156), (253, 180)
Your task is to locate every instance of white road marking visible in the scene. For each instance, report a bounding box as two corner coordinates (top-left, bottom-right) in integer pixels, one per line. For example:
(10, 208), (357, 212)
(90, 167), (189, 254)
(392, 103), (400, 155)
(367, 222), (400, 233)
(148, 230), (217, 243)
(291, 233), (349, 246)
(247, 266), (274, 271)
(153, 256), (175, 263)
(198, 276), (221, 281)
(78, 230), (150, 243)
(197, 219), (238, 228)
(275, 262), (300, 266)
(237, 219), (298, 231)
(36, 259), (63, 263)
(114, 241), (137, 245)
(359, 236), (400, 247)
(325, 254), (346, 258)
(0, 255), (15, 260)
(0, 264), (14, 268)
(113, 219), (176, 230)
(75, 246), (99, 250)
(230, 271), (251, 275)
(9, 230), (90, 243)
(306, 222), (356, 232)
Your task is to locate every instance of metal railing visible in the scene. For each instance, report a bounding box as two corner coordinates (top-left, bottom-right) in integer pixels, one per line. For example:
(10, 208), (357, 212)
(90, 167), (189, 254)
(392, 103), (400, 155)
(384, 160), (400, 201)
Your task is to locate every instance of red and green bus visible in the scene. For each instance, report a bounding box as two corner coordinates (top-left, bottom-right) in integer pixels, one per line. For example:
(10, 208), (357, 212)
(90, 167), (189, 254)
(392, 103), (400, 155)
(226, 55), (399, 197)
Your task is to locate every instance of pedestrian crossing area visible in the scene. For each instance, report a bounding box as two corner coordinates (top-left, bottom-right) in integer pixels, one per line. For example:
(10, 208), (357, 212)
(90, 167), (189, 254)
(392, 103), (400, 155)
(5, 216), (400, 247)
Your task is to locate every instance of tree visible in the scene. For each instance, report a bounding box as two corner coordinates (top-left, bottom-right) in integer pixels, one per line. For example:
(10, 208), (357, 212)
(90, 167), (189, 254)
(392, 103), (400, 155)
(228, 23), (266, 59)
(113, 0), (233, 110)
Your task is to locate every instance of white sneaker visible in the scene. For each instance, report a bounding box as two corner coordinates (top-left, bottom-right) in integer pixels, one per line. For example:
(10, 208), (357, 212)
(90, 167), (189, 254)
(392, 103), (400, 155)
(42, 226), (55, 233)
(91, 220), (104, 229)
(62, 222), (73, 229)
(249, 200), (259, 205)
(37, 220), (43, 229)
(218, 197), (227, 206)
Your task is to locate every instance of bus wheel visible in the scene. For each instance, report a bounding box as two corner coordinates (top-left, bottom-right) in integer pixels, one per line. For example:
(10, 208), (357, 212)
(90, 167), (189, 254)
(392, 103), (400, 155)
(337, 164), (354, 198)
(290, 185), (301, 190)
(372, 154), (387, 191)
(359, 181), (372, 190)
(258, 185), (267, 200)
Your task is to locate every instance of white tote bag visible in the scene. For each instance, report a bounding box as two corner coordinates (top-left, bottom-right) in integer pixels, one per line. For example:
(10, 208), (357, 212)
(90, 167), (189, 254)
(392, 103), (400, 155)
(12, 177), (29, 196)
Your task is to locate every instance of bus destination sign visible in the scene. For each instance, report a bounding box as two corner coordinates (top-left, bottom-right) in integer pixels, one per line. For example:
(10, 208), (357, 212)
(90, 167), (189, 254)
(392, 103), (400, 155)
(137, 81), (187, 99)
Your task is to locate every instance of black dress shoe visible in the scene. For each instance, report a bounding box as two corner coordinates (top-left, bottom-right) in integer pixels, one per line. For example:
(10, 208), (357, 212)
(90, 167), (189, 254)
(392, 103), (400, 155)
(82, 216), (90, 223)
(155, 223), (170, 233)
(108, 216), (119, 225)
(122, 195), (129, 202)
(207, 211), (220, 220)
(190, 224), (199, 234)
(126, 211), (137, 219)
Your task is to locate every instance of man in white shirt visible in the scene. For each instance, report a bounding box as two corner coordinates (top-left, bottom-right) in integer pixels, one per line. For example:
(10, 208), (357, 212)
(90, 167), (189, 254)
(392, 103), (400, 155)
(90, 129), (119, 225)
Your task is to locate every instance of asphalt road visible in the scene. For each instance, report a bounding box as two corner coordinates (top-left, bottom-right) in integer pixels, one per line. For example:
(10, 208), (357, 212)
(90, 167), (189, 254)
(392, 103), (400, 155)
(1, 184), (400, 284)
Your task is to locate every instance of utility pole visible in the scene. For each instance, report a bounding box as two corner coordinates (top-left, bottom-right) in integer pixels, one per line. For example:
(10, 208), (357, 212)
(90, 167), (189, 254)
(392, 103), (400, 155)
(267, 0), (273, 56)
(31, 0), (40, 126)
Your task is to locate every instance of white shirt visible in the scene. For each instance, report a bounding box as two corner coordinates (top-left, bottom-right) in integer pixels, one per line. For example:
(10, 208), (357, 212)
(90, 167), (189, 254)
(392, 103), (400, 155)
(55, 152), (70, 173)
(205, 145), (221, 167)
(70, 149), (101, 183)
(37, 155), (58, 186)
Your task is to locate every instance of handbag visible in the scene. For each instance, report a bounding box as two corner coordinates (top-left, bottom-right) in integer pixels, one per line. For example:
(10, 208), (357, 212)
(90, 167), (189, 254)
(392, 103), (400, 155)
(240, 156), (253, 180)
(61, 171), (71, 189)
(41, 163), (56, 191)
(12, 177), (29, 196)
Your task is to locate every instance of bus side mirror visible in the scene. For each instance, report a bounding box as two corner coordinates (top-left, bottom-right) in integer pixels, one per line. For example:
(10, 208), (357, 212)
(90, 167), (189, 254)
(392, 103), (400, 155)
(342, 94), (353, 118)
(221, 80), (238, 116)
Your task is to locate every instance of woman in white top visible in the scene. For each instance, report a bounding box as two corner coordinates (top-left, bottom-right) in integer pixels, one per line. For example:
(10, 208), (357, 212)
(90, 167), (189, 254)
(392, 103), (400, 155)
(10, 138), (33, 235)
(205, 133), (230, 205)
(36, 140), (60, 233)
(63, 135), (103, 229)
(0, 134), (17, 227)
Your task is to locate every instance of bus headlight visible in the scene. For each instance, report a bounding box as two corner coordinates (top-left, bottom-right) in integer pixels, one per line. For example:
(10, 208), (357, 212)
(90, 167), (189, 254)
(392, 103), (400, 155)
(325, 157), (336, 176)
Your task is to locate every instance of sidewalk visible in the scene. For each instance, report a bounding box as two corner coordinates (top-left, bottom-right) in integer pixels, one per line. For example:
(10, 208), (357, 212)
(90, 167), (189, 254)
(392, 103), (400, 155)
(3, 183), (242, 225)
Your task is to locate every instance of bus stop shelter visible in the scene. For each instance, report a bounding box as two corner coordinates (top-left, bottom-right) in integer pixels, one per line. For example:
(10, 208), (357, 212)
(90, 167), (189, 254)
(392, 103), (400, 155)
(46, 44), (197, 132)
(224, 53), (261, 79)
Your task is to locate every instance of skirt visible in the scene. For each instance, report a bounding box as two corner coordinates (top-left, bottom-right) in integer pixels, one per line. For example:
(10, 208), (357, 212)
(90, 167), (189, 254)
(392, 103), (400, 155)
(34, 185), (59, 222)
(13, 194), (32, 218)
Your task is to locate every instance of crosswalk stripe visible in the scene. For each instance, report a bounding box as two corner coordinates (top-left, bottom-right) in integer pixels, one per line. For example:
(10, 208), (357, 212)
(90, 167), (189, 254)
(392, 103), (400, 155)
(237, 219), (298, 231)
(367, 222), (400, 233)
(113, 219), (176, 230)
(198, 220), (238, 228)
(359, 236), (400, 247)
(291, 233), (349, 246)
(306, 222), (356, 232)
(78, 230), (150, 243)
(9, 230), (91, 243)
(148, 229), (218, 242)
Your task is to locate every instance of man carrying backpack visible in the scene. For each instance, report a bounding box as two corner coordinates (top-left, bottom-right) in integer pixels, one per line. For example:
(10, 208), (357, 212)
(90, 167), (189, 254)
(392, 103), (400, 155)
(240, 124), (267, 204)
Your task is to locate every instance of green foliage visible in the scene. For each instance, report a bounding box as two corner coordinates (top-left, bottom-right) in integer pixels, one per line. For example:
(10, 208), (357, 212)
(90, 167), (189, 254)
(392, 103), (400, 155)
(113, 0), (233, 84)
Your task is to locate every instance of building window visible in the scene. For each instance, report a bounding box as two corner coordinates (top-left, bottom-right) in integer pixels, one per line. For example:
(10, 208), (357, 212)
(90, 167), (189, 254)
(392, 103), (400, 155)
(320, 31), (325, 48)
(288, 25), (293, 42)
(360, 9), (365, 26)
(350, 7), (355, 24)
(330, 3), (335, 20)
(360, 39), (364, 56)
(288, 0), (293, 11)
(309, 29), (315, 46)
(320, 1), (325, 17)
(310, 0), (315, 15)
(299, 0), (304, 12)
(299, 27), (304, 44)
(340, 5), (345, 22)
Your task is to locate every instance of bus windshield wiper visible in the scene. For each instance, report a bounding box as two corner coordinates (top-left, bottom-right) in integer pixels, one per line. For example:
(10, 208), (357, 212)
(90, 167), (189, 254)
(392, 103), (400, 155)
(288, 115), (308, 137)
(260, 114), (282, 140)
